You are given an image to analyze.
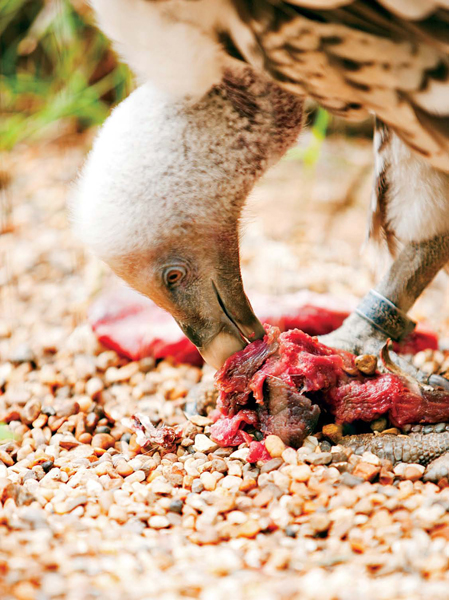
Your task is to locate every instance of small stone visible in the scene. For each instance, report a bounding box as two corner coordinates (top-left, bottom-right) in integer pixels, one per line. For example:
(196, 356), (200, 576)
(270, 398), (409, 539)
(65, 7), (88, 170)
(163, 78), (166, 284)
(79, 433), (92, 444)
(285, 525), (298, 538)
(420, 554), (448, 576)
(54, 495), (87, 514)
(355, 354), (377, 375)
(48, 416), (66, 433)
(105, 362), (139, 383)
(2, 407), (21, 423)
(125, 470), (146, 484)
(240, 478), (257, 492)
(330, 450), (348, 463)
(237, 519), (261, 538)
(305, 452), (332, 466)
(302, 436), (319, 449)
(393, 463), (407, 478)
(109, 504), (128, 523)
(281, 448), (298, 465)
(404, 464), (425, 481)
(91, 433), (115, 450)
(59, 436), (80, 450)
(149, 515), (170, 529)
(54, 400), (79, 418)
(361, 452), (380, 466)
(169, 499), (183, 513)
(188, 414), (213, 427)
(77, 396), (93, 412)
(10, 344), (35, 364)
(32, 414), (47, 429)
(340, 472), (364, 487)
(96, 425), (111, 434)
(352, 462), (380, 482)
(220, 475), (242, 490)
(320, 440), (332, 452)
(260, 458), (283, 473)
(139, 357), (156, 372)
(200, 471), (216, 491)
(265, 435), (286, 458)
(96, 351), (119, 371)
(229, 448), (250, 461)
(99, 492), (114, 514)
(191, 479), (204, 493)
(85, 377), (104, 398)
(0, 450), (14, 467)
(12, 581), (36, 600)
(41, 460), (54, 473)
(193, 434), (218, 453)
(321, 424), (343, 443)
(85, 412), (99, 432)
(382, 428), (400, 435)
(290, 464), (312, 482)
(151, 479), (173, 495)
(21, 399), (41, 425)
(379, 467), (395, 485)
(31, 428), (46, 447)
(116, 460), (134, 477)
(370, 417), (388, 433)
(309, 511), (331, 534)
(210, 459), (227, 473)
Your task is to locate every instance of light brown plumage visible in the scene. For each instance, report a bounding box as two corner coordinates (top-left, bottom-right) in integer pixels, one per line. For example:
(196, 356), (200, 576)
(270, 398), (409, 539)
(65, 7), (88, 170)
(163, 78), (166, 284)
(225, 0), (449, 172)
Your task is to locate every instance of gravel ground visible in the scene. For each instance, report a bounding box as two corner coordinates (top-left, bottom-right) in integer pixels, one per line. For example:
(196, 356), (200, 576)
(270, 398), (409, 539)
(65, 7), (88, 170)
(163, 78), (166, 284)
(2, 133), (449, 600)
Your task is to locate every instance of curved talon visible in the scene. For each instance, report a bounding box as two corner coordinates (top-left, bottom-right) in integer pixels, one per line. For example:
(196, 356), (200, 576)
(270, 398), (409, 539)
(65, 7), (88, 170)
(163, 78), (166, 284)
(380, 340), (423, 389)
(380, 339), (409, 379)
(379, 340), (447, 393)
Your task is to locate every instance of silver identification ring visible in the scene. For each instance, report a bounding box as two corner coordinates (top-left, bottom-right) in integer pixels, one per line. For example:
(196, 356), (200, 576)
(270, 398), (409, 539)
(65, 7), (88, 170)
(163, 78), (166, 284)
(355, 290), (416, 341)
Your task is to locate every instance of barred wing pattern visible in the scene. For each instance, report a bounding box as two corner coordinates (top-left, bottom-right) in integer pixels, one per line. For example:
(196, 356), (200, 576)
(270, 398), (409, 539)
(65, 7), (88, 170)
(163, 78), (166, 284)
(229, 0), (449, 172)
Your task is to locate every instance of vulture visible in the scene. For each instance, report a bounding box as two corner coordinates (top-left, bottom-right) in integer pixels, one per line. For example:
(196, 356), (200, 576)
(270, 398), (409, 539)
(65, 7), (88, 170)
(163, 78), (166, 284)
(74, 0), (449, 387)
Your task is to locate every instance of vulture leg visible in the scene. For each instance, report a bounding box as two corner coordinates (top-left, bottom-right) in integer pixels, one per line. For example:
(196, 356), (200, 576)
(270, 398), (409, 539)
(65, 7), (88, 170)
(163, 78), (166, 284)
(320, 125), (449, 386)
(320, 234), (449, 385)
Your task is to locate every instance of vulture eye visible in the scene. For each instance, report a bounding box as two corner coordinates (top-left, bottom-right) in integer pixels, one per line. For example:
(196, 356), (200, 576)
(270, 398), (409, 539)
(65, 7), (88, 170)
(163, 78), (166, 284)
(163, 265), (187, 288)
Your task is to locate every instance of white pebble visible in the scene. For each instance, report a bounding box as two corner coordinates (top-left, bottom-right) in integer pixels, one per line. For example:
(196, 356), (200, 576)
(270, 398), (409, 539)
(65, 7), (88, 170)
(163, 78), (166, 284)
(149, 515), (170, 529)
(193, 434), (218, 453)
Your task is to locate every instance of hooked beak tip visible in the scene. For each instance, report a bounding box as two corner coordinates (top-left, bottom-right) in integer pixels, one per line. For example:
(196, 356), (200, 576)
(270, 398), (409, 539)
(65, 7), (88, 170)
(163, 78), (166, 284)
(198, 332), (247, 371)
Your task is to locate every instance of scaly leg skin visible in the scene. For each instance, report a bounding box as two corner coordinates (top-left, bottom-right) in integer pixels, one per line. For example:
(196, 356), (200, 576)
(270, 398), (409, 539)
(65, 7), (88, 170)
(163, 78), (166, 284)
(320, 234), (449, 389)
(339, 427), (449, 482)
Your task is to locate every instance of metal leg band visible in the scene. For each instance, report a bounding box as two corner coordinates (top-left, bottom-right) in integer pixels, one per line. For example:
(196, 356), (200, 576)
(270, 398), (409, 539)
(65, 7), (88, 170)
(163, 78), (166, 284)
(355, 290), (416, 341)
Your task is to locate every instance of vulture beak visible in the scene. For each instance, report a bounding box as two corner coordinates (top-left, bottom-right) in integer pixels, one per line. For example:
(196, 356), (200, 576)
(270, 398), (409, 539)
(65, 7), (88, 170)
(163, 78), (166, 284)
(175, 279), (266, 370)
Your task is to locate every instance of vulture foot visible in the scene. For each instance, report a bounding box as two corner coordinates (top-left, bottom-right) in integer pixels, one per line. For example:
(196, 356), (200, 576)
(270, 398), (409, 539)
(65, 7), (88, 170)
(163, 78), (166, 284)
(319, 305), (449, 392)
(339, 430), (449, 483)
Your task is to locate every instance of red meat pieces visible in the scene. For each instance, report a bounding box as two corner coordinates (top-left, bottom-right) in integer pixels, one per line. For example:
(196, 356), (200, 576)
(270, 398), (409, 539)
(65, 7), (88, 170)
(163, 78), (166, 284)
(211, 326), (449, 448)
(209, 410), (258, 446)
(89, 287), (437, 365)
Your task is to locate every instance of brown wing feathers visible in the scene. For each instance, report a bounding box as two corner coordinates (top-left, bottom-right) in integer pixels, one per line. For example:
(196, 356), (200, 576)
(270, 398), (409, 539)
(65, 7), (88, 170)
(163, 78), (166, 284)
(231, 0), (449, 171)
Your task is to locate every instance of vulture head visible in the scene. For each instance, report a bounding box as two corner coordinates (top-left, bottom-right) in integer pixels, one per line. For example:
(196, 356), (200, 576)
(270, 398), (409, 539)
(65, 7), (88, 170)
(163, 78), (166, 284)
(73, 68), (304, 368)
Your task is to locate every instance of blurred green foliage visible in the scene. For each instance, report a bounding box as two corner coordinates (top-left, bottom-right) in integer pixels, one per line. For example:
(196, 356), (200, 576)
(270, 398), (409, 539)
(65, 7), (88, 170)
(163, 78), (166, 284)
(285, 107), (330, 165)
(0, 0), (133, 150)
(0, 423), (15, 441)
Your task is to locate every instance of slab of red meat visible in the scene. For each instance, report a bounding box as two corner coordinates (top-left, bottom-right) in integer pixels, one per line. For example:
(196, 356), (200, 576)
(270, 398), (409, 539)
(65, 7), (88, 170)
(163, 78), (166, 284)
(89, 287), (437, 365)
(89, 287), (203, 365)
(211, 326), (449, 449)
